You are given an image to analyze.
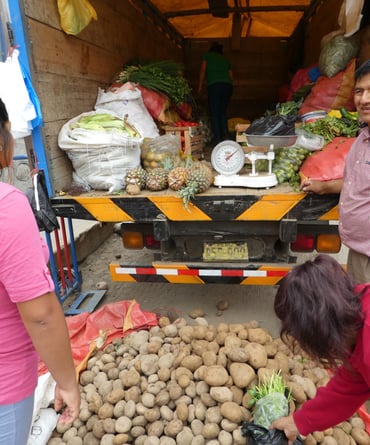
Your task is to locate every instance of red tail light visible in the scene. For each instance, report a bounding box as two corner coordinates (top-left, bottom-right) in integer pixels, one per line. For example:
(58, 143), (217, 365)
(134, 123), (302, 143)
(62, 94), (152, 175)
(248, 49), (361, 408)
(291, 234), (315, 252)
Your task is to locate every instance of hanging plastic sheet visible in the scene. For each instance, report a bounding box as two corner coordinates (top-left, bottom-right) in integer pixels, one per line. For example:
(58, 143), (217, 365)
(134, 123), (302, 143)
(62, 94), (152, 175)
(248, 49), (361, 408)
(338, 0), (365, 36)
(57, 0), (97, 35)
(0, 49), (36, 138)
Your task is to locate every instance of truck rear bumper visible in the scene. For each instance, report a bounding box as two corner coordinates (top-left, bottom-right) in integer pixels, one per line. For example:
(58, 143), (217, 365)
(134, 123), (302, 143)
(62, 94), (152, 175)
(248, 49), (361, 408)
(109, 261), (293, 285)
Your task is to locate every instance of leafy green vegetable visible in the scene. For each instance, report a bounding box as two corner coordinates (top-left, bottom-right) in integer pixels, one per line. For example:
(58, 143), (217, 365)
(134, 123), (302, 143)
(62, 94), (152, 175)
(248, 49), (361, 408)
(249, 371), (290, 406)
(117, 60), (192, 104)
(301, 115), (359, 144)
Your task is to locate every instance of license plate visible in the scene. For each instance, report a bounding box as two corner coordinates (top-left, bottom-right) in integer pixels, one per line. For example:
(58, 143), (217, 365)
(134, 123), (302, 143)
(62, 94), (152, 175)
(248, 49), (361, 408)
(203, 242), (249, 261)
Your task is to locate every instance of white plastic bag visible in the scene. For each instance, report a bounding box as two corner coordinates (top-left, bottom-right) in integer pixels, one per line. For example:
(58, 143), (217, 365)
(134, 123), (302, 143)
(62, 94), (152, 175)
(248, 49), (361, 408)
(95, 84), (159, 139)
(0, 49), (37, 138)
(58, 111), (142, 192)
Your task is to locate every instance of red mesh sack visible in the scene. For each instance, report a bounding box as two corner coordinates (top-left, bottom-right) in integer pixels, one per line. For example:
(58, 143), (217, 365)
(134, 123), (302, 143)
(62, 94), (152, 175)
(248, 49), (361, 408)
(299, 137), (355, 182)
(136, 84), (170, 122)
(299, 59), (356, 115)
(287, 65), (314, 101)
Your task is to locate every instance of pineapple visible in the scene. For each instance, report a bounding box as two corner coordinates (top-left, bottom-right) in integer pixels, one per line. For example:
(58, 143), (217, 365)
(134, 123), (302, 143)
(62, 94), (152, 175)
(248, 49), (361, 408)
(145, 167), (168, 191)
(125, 166), (147, 189)
(167, 166), (188, 191)
(178, 162), (214, 208)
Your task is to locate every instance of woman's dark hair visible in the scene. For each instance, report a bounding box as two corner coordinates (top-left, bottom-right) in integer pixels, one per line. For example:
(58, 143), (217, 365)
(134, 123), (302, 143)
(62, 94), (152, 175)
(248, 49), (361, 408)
(0, 98), (14, 169)
(274, 254), (364, 368)
(209, 42), (223, 54)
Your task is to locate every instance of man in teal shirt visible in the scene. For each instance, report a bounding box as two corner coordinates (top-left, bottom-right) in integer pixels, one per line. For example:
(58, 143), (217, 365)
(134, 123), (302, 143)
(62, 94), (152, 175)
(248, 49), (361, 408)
(198, 42), (233, 145)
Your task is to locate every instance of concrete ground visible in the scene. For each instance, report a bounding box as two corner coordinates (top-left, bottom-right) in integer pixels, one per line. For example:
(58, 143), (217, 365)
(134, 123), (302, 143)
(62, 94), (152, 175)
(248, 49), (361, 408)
(62, 224), (348, 339)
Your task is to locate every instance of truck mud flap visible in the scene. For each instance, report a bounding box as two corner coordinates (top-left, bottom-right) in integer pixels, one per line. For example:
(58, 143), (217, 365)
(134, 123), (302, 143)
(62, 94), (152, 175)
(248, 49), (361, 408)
(109, 263), (290, 285)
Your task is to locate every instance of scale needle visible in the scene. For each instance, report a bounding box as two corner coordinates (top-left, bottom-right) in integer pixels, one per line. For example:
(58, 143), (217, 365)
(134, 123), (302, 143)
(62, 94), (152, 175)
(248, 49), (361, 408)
(225, 149), (238, 161)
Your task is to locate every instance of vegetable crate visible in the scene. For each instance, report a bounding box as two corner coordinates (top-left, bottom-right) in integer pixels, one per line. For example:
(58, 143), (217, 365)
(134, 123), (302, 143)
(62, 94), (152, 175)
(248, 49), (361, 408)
(164, 125), (204, 159)
(235, 123), (249, 145)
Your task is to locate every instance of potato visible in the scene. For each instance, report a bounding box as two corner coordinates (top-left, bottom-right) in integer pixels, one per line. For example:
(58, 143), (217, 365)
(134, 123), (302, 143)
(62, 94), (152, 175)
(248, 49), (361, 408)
(203, 365), (229, 386)
(164, 419), (183, 437)
(245, 342), (268, 369)
(229, 362), (256, 388)
(203, 423), (220, 439)
(332, 427), (350, 445)
(247, 327), (270, 344)
(220, 402), (244, 423)
(98, 402), (114, 419)
(304, 433), (318, 445)
(351, 427), (370, 445)
(92, 419), (105, 439)
(321, 437), (338, 445)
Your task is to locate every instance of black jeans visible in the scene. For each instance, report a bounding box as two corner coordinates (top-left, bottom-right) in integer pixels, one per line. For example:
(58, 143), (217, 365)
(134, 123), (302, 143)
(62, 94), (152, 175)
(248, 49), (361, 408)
(207, 82), (233, 144)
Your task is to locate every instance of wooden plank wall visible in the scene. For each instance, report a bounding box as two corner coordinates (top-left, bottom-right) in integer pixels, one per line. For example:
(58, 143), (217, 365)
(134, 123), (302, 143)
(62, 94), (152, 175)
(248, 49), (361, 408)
(24, 0), (182, 193)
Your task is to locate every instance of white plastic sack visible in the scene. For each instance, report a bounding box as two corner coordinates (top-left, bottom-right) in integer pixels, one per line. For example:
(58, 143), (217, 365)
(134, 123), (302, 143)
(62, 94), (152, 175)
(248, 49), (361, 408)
(95, 84), (159, 139)
(27, 372), (57, 445)
(28, 409), (58, 445)
(58, 111), (142, 192)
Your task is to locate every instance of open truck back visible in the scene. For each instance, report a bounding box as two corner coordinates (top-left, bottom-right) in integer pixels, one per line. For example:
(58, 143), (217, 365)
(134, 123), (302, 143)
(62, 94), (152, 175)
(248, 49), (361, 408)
(6, 0), (359, 287)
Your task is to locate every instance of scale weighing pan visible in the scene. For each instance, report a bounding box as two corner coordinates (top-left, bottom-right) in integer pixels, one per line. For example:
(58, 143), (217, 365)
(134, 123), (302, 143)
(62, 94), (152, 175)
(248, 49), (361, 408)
(245, 134), (298, 147)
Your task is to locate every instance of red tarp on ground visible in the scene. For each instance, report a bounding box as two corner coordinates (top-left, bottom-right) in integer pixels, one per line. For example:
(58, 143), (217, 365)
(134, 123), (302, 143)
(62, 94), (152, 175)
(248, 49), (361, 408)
(38, 300), (158, 376)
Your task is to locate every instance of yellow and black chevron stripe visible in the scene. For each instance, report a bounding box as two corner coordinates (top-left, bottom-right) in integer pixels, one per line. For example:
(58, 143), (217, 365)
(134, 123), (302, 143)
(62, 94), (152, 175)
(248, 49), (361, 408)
(52, 191), (339, 223)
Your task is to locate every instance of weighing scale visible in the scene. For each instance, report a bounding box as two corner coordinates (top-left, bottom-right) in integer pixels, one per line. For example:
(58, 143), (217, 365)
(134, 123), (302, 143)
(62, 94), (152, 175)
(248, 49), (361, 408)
(211, 135), (298, 189)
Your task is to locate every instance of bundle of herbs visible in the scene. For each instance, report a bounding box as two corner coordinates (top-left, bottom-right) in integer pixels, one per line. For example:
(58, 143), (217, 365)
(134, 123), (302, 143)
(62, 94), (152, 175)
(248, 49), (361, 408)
(248, 371), (292, 429)
(117, 60), (192, 104)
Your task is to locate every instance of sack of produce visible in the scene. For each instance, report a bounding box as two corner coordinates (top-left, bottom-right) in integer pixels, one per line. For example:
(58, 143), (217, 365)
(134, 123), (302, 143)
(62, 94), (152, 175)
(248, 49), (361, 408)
(95, 84), (159, 139)
(319, 34), (359, 78)
(141, 134), (182, 170)
(58, 111), (142, 192)
(271, 147), (311, 185)
(299, 58), (356, 115)
(299, 137), (355, 182)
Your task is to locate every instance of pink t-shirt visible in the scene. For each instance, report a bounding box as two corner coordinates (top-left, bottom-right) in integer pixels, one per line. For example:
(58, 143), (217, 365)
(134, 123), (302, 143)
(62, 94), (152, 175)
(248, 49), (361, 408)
(0, 183), (54, 404)
(339, 126), (370, 257)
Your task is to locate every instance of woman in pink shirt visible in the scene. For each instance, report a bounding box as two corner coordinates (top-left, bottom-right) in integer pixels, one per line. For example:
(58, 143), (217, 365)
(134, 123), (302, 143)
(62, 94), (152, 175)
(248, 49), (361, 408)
(0, 99), (80, 444)
(270, 254), (370, 443)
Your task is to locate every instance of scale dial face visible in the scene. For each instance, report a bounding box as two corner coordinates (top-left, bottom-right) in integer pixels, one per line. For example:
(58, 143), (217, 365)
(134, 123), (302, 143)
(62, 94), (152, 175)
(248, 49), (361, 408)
(211, 141), (245, 175)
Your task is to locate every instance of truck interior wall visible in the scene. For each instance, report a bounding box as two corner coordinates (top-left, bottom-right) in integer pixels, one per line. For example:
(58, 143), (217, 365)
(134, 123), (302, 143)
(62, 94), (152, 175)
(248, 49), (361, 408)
(303, 0), (343, 67)
(184, 38), (291, 121)
(184, 0), (342, 122)
(23, 0), (182, 193)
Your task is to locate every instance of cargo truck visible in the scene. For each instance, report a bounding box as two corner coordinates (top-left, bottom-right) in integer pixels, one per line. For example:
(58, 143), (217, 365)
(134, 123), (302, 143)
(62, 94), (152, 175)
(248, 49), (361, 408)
(4, 0), (360, 289)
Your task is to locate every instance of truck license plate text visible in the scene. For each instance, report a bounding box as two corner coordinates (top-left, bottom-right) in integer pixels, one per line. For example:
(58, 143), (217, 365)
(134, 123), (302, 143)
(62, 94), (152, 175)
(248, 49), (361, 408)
(203, 242), (249, 261)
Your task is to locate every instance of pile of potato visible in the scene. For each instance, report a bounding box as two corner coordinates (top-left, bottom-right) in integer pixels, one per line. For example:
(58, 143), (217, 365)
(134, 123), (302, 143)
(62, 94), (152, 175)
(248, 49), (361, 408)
(47, 317), (370, 445)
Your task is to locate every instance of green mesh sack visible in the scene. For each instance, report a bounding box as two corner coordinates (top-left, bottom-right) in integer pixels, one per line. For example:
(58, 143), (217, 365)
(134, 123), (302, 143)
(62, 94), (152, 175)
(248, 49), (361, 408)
(319, 35), (359, 78)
